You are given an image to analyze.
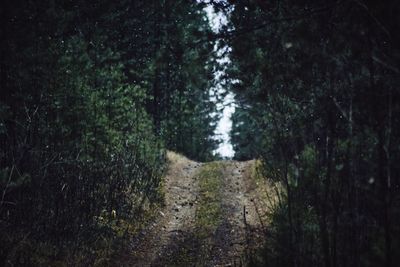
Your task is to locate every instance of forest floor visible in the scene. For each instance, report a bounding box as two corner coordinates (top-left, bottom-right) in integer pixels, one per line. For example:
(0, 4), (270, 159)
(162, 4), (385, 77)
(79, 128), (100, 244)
(120, 152), (271, 266)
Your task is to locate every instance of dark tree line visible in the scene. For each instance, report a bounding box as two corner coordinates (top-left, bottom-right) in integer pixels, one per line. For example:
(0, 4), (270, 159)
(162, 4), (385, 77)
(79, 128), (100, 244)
(0, 0), (218, 265)
(227, 0), (400, 266)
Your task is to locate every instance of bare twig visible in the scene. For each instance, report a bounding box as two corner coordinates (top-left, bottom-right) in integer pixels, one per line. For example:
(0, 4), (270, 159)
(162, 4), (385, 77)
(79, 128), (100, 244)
(0, 165), (15, 209)
(372, 55), (400, 74)
(351, 0), (390, 38)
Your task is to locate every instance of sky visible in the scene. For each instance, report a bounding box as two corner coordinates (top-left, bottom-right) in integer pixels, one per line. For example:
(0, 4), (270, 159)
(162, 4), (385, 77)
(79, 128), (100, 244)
(204, 3), (235, 158)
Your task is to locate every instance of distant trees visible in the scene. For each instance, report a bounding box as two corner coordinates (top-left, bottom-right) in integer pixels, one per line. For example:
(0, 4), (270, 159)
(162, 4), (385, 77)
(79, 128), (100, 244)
(0, 0), (218, 265)
(111, 0), (219, 161)
(227, 0), (400, 266)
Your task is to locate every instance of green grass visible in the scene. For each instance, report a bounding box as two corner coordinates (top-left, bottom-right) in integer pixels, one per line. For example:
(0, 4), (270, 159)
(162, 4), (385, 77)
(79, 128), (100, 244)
(163, 162), (225, 266)
(195, 162), (224, 239)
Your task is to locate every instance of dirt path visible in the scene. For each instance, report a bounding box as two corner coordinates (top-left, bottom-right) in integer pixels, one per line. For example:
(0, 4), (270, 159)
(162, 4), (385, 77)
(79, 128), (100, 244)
(124, 152), (268, 267)
(206, 161), (266, 266)
(127, 152), (202, 266)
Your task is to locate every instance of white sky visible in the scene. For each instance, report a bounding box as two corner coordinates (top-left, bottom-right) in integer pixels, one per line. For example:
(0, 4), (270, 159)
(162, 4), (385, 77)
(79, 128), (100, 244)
(204, 3), (235, 158)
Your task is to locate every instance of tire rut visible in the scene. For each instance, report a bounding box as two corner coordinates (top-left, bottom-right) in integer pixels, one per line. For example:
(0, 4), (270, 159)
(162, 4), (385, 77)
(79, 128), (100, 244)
(123, 154), (267, 267)
(127, 152), (202, 267)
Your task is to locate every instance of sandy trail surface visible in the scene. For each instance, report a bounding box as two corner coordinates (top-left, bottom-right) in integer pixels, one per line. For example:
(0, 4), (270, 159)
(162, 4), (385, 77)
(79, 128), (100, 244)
(123, 152), (268, 266)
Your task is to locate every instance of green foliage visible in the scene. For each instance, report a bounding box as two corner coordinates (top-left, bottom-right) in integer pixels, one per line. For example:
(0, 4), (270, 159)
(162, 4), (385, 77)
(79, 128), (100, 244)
(227, 0), (400, 266)
(195, 162), (224, 239)
(231, 107), (263, 160)
(0, 0), (218, 265)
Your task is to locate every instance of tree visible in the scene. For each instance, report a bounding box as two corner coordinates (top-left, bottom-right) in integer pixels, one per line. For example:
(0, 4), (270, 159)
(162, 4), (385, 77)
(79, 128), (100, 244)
(226, 0), (400, 266)
(0, 0), (218, 264)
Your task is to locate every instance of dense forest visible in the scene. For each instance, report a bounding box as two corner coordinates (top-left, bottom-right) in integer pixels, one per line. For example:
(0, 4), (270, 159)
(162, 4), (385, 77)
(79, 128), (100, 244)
(0, 0), (219, 265)
(228, 0), (400, 266)
(1, 0), (400, 266)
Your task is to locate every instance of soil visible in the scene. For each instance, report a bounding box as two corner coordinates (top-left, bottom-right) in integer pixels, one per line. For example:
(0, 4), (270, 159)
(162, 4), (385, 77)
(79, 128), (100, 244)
(121, 152), (269, 267)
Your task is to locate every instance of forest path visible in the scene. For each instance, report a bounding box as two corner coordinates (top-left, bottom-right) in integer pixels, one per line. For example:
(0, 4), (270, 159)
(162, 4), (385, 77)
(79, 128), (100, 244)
(124, 152), (268, 266)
